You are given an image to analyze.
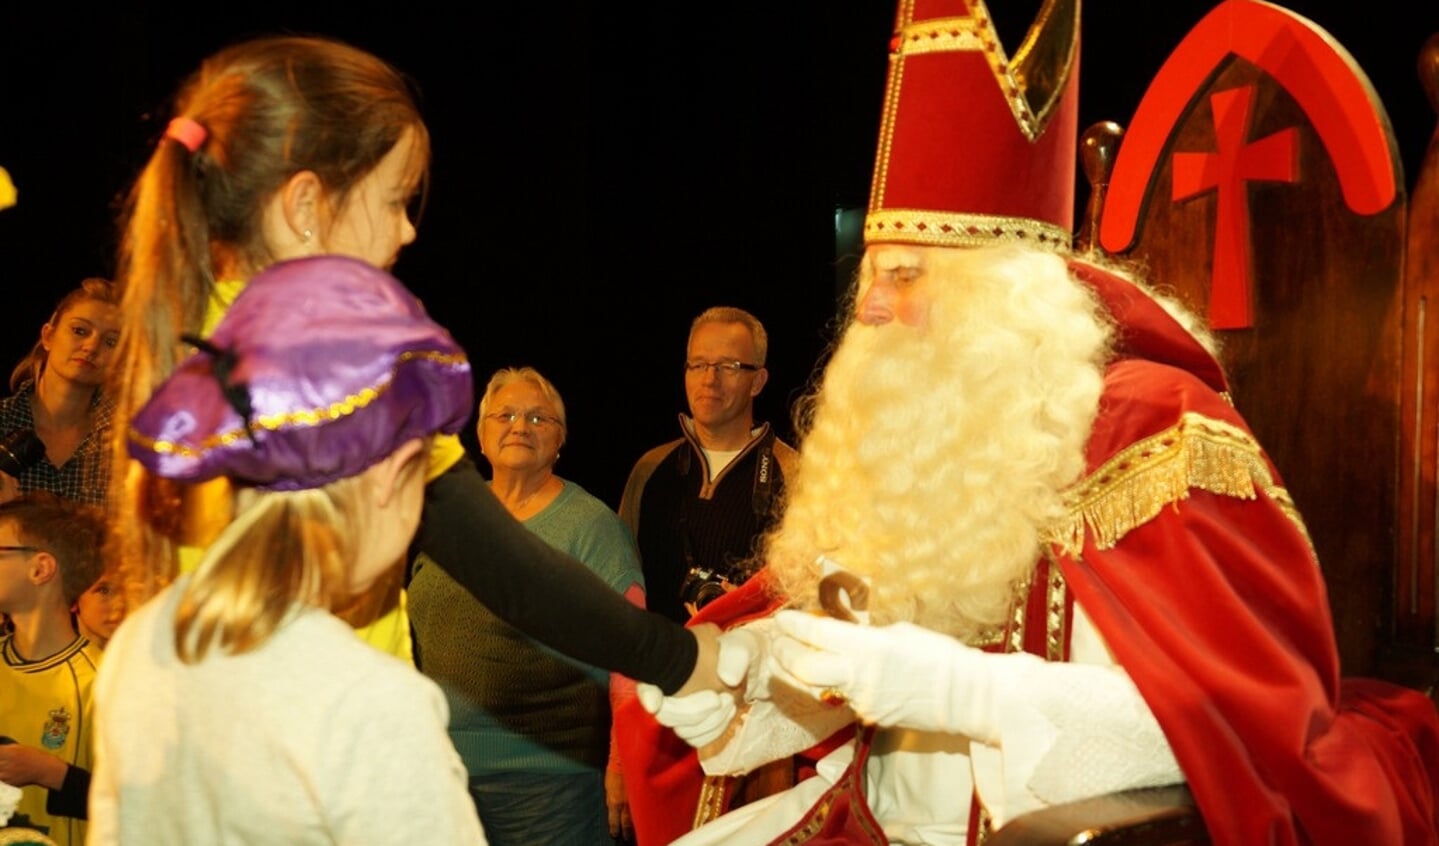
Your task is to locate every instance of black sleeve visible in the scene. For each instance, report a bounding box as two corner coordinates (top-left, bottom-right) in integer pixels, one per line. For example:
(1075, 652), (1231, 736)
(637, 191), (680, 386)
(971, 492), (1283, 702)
(46, 764), (89, 819)
(420, 455), (697, 694)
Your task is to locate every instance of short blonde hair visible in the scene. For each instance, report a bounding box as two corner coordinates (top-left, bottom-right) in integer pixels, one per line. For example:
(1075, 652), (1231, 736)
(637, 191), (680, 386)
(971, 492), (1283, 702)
(173, 445), (426, 662)
(689, 306), (769, 366)
(478, 367), (568, 447)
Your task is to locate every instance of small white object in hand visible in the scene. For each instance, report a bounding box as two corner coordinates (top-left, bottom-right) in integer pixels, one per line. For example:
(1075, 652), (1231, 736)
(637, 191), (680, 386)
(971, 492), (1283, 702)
(0, 779), (21, 826)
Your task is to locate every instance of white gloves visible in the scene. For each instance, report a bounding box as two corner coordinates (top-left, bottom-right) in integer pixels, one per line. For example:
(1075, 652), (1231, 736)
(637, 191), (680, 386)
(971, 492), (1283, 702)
(635, 685), (736, 747)
(638, 610), (1021, 748)
(635, 625), (768, 747)
(769, 609), (1010, 742)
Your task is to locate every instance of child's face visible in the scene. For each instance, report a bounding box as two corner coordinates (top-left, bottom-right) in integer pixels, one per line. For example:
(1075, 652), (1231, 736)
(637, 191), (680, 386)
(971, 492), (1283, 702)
(320, 128), (422, 272)
(74, 576), (124, 645)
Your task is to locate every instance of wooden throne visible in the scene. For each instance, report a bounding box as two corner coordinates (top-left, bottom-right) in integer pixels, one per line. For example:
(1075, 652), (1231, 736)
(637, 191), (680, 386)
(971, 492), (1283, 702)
(1081, 0), (1436, 688)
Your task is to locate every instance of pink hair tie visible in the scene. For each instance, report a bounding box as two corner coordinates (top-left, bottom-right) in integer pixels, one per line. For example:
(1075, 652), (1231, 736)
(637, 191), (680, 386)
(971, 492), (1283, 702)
(164, 116), (208, 153)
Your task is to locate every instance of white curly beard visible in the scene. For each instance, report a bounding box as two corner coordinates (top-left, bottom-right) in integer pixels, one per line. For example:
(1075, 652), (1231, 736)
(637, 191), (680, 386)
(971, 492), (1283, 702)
(765, 245), (1114, 641)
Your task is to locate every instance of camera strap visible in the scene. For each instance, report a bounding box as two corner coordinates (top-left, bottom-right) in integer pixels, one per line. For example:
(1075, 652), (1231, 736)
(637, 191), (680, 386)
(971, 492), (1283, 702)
(750, 428), (777, 519)
(677, 427), (778, 579)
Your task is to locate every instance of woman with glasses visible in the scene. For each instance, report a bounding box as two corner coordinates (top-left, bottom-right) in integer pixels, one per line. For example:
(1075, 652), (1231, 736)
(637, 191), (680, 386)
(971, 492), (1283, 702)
(409, 367), (643, 846)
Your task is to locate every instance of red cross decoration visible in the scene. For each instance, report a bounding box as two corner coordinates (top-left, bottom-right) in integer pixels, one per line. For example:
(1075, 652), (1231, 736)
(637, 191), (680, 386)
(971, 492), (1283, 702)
(1099, 0), (1396, 332)
(1171, 86), (1298, 329)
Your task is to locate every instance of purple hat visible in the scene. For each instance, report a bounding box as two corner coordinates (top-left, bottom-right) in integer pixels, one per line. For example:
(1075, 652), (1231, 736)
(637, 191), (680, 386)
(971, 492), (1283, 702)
(128, 255), (473, 491)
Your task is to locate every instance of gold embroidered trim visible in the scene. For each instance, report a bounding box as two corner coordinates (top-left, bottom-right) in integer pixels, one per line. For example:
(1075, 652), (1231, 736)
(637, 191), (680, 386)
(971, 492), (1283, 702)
(1048, 412), (1315, 556)
(863, 209), (1071, 251)
(128, 349), (468, 457)
(974, 804), (994, 845)
(775, 791), (835, 843)
(693, 775), (733, 829)
(1044, 556), (1068, 662)
(1005, 577), (1028, 655)
(1001, 556), (1068, 658)
(971, 626), (1003, 648)
(1268, 487), (1312, 555)
(868, 48), (904, 216)
(891, 0), (1077, 142)
(894, 16), (985, 56)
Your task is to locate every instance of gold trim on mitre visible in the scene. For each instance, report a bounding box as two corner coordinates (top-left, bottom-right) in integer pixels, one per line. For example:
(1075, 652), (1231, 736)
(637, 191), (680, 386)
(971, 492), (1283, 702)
(864, 208), (1072, 251)
(1047, 412), (1316, 557)
(890, 0), (1079, 142)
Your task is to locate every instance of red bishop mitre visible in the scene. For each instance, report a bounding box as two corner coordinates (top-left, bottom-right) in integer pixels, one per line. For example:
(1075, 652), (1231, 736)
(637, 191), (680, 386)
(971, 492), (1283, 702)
(865, 0), (1081, 251)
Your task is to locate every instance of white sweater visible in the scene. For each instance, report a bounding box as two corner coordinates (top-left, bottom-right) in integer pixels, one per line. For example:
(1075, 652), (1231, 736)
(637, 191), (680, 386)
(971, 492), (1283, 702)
(87, 575), (485, 845)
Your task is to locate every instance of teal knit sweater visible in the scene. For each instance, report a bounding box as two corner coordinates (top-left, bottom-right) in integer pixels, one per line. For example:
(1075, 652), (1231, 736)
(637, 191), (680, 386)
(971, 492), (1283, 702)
(408, 480), (643, 773)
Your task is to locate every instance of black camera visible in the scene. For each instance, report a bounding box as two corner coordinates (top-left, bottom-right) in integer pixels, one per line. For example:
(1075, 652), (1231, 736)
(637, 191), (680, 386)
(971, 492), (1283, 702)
(679, 565), (734, 613)
(0, 428), (45, 477)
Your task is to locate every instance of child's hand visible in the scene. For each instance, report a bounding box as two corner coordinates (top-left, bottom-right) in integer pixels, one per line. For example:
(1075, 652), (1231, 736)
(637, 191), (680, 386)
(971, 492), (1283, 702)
(0, 742), (68, 790)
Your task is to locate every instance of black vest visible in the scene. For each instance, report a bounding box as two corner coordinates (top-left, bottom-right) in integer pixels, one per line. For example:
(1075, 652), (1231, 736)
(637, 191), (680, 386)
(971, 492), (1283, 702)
(636, 428), (784, 623)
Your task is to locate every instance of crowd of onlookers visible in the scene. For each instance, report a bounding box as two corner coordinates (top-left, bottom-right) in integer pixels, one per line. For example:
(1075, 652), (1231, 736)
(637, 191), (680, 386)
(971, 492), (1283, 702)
(0, 277), (122, 844)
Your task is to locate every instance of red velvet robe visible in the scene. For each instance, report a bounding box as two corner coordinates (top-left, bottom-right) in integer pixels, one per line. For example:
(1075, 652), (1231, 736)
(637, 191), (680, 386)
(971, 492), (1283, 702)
(1058, 263), (1439, 845)
(615, 265), (1439, 846)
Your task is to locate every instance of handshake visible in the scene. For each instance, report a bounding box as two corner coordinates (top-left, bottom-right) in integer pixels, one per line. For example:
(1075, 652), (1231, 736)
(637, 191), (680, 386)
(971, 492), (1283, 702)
(639, 610), (1005, 748)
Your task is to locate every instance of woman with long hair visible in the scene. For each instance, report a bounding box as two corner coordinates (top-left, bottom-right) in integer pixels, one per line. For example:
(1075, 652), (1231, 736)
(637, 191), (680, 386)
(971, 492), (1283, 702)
(0, 277), (119, 505)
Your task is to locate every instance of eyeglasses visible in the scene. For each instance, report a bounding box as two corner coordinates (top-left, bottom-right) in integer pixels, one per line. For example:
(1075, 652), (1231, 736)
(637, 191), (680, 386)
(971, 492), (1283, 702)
(0, 546), (39, 556)
(484, 411), (562, 428)
(684, 361), (760, 377)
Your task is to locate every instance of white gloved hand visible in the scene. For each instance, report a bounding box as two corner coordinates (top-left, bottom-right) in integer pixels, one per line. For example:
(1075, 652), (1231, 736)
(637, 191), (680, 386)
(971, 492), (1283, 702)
(769, 609), (1004, 741)
(713, 624), (770, 696)
(636, 683), (738, 747)
(634, 624), (770, 748)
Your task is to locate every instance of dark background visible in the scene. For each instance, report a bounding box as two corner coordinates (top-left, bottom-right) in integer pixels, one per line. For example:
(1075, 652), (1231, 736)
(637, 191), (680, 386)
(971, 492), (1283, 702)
(0, 2), (1433, 508)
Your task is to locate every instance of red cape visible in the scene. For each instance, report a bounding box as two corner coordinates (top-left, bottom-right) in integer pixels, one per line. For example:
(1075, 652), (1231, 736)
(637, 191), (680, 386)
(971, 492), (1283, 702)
(1056, 266), (1439, 845)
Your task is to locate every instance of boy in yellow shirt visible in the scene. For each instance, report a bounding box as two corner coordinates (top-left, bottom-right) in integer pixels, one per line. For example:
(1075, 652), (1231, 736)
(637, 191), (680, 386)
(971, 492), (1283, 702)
(0, 493), (106, 846)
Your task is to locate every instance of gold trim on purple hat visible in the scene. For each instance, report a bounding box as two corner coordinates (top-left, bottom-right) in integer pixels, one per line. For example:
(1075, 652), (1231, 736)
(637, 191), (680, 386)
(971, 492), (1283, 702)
(130, 349), (469, 459)
(128, 256), (473, 492)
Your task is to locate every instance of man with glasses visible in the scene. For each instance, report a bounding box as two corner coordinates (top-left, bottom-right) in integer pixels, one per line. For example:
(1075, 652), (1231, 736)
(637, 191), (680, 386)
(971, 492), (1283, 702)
(619, 307), (797, 625)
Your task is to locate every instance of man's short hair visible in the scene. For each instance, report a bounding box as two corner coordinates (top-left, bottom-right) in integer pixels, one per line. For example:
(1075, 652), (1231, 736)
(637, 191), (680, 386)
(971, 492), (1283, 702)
(0, 492), (106, 604)
(689, 306), (769, 365)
